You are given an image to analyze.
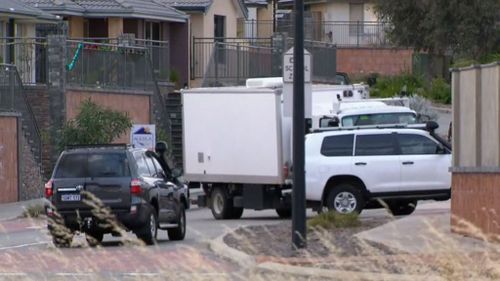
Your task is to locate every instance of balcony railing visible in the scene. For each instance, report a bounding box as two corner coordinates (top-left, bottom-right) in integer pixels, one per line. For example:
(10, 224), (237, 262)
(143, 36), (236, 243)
(239, 20), (390, 47)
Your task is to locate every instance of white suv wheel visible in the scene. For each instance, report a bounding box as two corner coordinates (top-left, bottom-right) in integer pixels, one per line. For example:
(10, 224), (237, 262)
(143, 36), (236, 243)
(334, 192), (357, 213)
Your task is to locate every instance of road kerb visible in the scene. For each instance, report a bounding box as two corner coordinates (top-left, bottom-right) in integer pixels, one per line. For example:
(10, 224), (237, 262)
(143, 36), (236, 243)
(209, 228), (446, 281)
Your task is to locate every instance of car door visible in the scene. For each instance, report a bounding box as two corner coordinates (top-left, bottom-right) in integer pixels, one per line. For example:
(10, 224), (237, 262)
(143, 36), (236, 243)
(352, 132), (401, 193)
(397, 133), (452, 191)
(149, 156), (177, 222)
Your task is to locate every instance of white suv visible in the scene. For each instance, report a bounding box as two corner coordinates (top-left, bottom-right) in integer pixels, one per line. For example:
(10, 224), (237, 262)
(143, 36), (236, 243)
(306, 123), (451, 215)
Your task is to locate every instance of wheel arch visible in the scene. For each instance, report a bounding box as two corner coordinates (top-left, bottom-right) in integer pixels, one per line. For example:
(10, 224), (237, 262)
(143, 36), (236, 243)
(321, 175), (368, 206)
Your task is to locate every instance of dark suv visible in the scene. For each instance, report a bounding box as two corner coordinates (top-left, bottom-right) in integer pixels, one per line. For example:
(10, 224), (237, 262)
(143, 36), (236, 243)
(45, 144), (188, 246)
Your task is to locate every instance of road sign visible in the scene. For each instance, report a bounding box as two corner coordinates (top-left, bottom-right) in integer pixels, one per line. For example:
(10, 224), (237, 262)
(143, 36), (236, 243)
(131, 124), (156, 150)
(283, 47), (311, 83)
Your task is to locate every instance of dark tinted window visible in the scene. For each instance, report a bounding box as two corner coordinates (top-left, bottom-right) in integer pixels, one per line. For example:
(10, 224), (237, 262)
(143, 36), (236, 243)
(88, 153), (130, 177)
(55, 154), (87, 178)
(134, 152), (151, 177)
(398, 134), (439, 155)
(321, 134), (354, 157)
(355, 134), (396, 156)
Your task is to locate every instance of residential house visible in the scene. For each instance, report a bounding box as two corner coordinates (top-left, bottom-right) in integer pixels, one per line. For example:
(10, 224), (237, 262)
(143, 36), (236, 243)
(21, 0), (191, 85)
(160, 0), (248, 39)
(0, 0), (58, 83)
(242, 0), (274, 38)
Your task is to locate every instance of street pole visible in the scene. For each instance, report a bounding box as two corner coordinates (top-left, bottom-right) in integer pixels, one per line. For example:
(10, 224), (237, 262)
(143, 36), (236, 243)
(292, 0), (306, 249)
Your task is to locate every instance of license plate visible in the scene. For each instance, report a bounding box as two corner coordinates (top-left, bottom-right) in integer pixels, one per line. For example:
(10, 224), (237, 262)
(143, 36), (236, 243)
(61, 194), (81, 202)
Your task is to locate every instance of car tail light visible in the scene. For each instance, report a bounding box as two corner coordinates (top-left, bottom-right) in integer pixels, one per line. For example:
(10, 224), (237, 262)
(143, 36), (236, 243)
(44, 179), (53, 198)
(130, 179), (142, 195)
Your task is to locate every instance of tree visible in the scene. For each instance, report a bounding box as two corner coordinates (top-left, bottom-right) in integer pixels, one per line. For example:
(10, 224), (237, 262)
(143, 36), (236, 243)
(59, 99), (132, 149)
(374, 0), (499, 59)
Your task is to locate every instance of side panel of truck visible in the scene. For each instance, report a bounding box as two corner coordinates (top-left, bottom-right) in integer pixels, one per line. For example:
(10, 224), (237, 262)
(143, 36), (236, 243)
(182, 88), (286, 185)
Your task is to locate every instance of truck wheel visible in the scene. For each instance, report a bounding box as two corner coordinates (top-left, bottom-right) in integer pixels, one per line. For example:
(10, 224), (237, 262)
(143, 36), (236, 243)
(210, 187), (234, 220)
(135, 206), (158, 245)
(276, 208), (292, 219)
(85, 232), (104, 247)
(168, 205), (186, 241)
(231, 207), (244, 219)
(388, 200), (417, 216)
(325, 183), (364, 214)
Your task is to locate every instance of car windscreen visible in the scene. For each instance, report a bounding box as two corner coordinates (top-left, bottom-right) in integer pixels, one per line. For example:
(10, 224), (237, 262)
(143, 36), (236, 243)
(342, 112), (417, 126)
(55, 152), (130, 178)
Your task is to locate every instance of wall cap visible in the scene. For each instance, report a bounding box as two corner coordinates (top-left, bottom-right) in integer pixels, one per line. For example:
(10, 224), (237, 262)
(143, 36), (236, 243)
(450, 61), (500, 72)
(66, 87), (152, 96)
(451, 166), (500, 173)
(0, 112), (22, 117)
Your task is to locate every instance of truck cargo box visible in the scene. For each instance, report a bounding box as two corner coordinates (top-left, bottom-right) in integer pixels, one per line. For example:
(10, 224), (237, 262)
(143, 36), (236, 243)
(182, 87), (290, 185)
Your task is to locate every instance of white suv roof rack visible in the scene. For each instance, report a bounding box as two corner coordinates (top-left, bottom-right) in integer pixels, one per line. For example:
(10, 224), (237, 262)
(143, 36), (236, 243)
(311, 121), (439, 133)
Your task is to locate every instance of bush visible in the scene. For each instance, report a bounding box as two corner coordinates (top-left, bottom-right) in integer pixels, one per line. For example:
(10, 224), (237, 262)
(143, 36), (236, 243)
(59, 99), (132, 150)
(308, 211), (361, 230)
(21, 204), (45, 218)
(370, 73), (425, 98)
(427, 78), (451, 104)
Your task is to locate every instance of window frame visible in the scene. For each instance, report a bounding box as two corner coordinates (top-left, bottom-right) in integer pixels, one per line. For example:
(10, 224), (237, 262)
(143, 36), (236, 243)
(320, 134), (355, 157)
(396, 133), (445, 155)
(354, 133), (398, 156)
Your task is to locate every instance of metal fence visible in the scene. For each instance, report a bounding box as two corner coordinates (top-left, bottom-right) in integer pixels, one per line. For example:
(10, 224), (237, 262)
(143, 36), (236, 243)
(195, 37), (337, 86)
(0, 37), (48, 85)
(0, 64), (42, 163)
(201, 42), (277, 87)
(192, 37), (273, 80)
(66, 40), (154, 91)
(239, 20), (390, 47)
(70, 37), (170, 82)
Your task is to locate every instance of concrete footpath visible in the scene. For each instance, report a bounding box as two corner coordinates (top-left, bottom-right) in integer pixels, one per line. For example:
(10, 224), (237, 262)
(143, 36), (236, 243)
(210, 200), (494, 280)
(0, 198), (46, 221)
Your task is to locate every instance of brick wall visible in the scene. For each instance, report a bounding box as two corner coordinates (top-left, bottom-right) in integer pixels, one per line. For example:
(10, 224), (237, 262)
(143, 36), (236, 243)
(337, 48), (414, 76)
(19, 133), (43, 200)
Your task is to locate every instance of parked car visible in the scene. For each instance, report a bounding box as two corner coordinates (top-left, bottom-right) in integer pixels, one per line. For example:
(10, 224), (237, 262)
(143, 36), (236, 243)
(45, 144), (189, 247)
(305, 122), (451, 216)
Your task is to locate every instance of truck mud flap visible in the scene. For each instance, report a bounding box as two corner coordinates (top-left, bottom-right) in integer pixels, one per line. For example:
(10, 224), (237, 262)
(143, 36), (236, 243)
(196, 194), (208, 208)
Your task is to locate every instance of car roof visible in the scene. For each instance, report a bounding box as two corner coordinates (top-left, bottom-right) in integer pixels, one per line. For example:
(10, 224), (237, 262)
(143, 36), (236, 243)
(309, 128), (430, 139)
(339, 105), (416, 116)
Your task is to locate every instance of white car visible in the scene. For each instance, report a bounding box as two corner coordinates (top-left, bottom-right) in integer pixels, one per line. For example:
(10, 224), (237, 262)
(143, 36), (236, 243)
(305, 123), (451, 215)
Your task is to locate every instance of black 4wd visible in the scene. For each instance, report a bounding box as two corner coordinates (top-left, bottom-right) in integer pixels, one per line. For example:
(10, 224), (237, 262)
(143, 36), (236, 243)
(45, 143), (188, 246)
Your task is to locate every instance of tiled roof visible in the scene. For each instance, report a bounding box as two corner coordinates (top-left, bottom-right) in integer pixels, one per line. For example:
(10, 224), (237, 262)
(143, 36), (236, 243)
(0, 0), (60, 21)
(21, 0), (188, 21)
(157, 0), (212, 10)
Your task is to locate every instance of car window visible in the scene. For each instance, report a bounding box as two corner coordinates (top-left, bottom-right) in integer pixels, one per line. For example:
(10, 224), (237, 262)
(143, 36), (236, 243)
(134, 152), (151, 177)
(355, 134), (396, 156)
(342, 113), (417, 127)
(55, 154), (87, 178)
(144, 156), (158, 177)
(398, 134), (439, 155)
(88, 153), (130, 178)
(321, 134), (354, 156)
(151, 157), (165, 178)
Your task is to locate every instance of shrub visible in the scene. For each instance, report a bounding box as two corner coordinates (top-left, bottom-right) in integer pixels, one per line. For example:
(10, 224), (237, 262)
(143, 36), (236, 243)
(59, 99), (132, 150)
(370, 73), (425, 98)
(427, 78), (451, 104)
(21, 204), (45, 218)
(308, 211), (361, 230)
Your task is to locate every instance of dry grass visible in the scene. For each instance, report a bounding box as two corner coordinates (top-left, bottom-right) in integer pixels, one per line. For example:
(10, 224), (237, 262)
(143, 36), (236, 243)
(20, 204), (45, 219)
(307, 211), (361, 230)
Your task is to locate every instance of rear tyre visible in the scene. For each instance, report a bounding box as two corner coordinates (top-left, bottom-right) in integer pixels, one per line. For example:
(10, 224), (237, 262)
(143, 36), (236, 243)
(135, 206), (158, 245)
(388, 200), (417, 216)
(325, 183), (365, 214)
(168, 205), (186, 241)
(85, 232), (104, 247)
(276, 208), (292, 219)
(210, 187), (234, 220)
(230, 207), (244, 219)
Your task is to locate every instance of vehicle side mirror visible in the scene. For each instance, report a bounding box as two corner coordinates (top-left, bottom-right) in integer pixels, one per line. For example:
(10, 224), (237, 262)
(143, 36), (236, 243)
(171, 168), (182, 178)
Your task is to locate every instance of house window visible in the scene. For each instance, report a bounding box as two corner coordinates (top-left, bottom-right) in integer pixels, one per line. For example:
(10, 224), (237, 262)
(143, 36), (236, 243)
(349, 3), (364, 36)
(145, 21), (161, 41)
(0, 21), (4, 64)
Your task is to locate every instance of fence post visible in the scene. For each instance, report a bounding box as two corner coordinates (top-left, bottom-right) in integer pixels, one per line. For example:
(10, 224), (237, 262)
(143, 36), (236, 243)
(357, 21), (360, 47)
(237, 43), (241, 85)
(191, 37), (195, 79)
(214, 42), (219, 86)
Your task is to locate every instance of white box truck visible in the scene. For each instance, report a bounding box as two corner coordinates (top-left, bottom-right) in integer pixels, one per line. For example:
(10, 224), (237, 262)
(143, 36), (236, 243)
(182, 87), (294, 219)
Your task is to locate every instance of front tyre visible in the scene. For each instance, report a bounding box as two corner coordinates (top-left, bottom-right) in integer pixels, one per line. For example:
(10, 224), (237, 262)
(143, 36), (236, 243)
(210, 187), (235, 220)
(325, 183), (365, 214)
(276, 208), (292, 219)
(168, 205), (186, 241)
(388, 200), (417, 216)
